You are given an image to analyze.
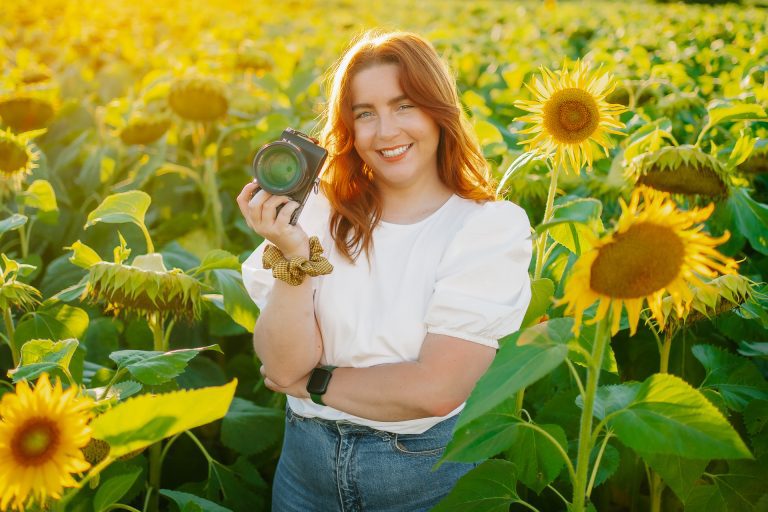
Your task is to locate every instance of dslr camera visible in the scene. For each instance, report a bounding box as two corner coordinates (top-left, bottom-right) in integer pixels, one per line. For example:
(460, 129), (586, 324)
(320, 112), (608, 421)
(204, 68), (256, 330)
(252, 128), (328, 225)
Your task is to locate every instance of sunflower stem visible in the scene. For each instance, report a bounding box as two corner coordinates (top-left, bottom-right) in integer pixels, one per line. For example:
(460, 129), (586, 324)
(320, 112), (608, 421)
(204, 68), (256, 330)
(2, 306), (19, 366)
(572, 315), (610, 512)
(203, 154), (226, 249)
(534, 161), (560, 280)
(146, 313), (166, 512)
(659, 328), (674, 374)
(137, 221), (155, 254)
(649, 469), (665, 512)
(649, 329), (674, 512)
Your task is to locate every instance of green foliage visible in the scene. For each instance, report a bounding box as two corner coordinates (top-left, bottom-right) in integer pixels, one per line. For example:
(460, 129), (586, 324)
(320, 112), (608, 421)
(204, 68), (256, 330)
(430, 460), (521, 512)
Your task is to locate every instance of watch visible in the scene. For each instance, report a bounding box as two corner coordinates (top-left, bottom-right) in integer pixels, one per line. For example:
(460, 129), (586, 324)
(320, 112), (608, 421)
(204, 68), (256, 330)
(306, 365), (336, 406)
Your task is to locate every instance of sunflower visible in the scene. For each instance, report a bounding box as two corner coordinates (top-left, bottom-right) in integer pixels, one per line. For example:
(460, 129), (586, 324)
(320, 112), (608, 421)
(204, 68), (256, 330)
(0, 374), (93, 511)
(0, 96), (55, 133)
(119, 114), (172, 145)
(515, 60), (627, 174)
(560, 187), (738, 336)
(627, 145), (729, 199)
(85, 253), (203, 321)
(168, 76), (228, 122)
(0, 129), (38, 194)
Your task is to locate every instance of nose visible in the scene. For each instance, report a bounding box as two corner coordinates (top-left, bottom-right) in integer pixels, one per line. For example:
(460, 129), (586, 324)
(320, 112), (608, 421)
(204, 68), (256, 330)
(377, 112), (400, 140)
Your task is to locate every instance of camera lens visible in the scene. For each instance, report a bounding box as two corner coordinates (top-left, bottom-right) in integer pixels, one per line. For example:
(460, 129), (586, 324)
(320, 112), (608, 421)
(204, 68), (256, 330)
(253, 142), (307, 194)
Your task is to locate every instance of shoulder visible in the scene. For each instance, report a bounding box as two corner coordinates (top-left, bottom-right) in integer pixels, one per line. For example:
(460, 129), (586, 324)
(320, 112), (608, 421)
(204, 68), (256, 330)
(450, 197), (532, 238)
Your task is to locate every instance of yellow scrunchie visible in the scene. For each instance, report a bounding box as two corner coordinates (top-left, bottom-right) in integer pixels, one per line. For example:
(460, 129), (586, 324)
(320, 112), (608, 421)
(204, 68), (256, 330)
(262, 236), (333, 286)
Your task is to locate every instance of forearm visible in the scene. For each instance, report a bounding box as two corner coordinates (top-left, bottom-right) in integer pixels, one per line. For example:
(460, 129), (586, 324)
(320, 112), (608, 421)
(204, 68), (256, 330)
(321, 362), (461, 422)
(253, 278), (321, 386)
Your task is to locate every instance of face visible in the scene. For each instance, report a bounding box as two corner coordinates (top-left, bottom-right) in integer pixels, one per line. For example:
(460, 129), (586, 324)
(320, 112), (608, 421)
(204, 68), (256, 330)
(349, 63), (441, 192)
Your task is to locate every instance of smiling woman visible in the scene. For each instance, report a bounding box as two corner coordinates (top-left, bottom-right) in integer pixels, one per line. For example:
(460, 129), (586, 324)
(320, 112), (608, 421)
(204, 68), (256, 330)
(236, 30), (533, 511)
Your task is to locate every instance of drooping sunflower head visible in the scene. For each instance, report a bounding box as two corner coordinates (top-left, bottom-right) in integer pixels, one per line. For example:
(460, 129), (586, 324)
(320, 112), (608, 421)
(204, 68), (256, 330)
(661, 273), (756, 329)
(168, 76), (228, 122)
(515, 60), (627, 174)
(119, 114), (172, 146)
(235, 40), (273, 74)
(627, 145), (730, 200)
(85, 253), (203, 321)
(0, 373), (93, 511)
(0, 95), (55, 133)
(559, 187), (738, 336)
(0, 129), (38, 194)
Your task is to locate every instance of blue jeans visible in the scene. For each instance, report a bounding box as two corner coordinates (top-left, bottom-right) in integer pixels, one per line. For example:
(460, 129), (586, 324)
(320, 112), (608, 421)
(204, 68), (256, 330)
(272, 407), (475, 511)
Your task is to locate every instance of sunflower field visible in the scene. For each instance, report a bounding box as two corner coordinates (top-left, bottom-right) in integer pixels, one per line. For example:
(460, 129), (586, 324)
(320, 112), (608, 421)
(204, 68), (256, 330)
(1, 0), (768, 510)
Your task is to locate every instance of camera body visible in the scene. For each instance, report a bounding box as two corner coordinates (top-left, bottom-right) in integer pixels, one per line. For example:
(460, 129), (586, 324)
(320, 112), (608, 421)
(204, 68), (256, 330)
(252, 128), (328, 225)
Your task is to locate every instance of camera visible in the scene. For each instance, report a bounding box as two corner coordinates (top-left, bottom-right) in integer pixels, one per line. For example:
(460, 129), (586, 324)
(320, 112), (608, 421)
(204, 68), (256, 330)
(252, 128), (328, 225)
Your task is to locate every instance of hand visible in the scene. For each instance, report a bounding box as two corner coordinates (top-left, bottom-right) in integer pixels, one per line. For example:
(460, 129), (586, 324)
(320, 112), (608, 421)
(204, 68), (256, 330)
(236, 181), (309, 258)
(260, 365), (311, 399)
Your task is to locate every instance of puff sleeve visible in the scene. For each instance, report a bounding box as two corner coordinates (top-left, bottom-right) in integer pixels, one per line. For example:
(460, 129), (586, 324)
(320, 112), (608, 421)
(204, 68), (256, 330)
(241, 191), (330, 310)
(424, 200), (533, 348)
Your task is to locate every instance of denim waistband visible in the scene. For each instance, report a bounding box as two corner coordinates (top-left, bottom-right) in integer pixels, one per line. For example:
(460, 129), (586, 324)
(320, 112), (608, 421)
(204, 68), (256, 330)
(286, 406), (396, 439)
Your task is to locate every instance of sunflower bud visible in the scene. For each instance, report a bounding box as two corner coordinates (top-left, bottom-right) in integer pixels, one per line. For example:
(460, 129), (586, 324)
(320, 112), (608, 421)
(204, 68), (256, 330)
(0, 95), (55, 132)
(119, 115), (172, 146)
(168, 76), (228, 122)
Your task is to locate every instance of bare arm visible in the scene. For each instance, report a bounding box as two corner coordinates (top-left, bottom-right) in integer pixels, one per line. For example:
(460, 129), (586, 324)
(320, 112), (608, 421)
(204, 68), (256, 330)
(264, 333), (496, 421)
(237, 182), (322, 386)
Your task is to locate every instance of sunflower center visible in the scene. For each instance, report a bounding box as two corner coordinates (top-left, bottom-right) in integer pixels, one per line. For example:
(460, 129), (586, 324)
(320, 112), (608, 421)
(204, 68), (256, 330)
(638, 164), (727, 198)
(590, 222), (685, 298)
(11, 418), (60, 465)
(0, 139), (29, 175)
(543, 88), (600, 143)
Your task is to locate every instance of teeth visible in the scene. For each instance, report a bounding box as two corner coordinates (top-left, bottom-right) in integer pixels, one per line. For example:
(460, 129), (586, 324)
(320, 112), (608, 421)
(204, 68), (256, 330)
(380, 144), (410, 158)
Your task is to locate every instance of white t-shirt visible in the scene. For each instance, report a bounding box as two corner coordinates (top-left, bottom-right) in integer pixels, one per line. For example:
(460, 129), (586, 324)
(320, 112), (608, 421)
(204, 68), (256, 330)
(242, 191), (532, 434)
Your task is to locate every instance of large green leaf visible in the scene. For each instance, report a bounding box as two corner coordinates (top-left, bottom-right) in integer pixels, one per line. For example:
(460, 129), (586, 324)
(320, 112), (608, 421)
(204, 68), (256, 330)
(457, 318), (573, 428)
(9, 338), (79, 382)
(640, 451), (708, 502)
(109, 345), (223, 386)
(535, 198), (603, 234)
(520, 278), (554, 328)
(206, 457), (267, 511)
(210, 269), (259, 332)
(692, 344), (768, 412)
(705, 101), (767, 129)
(726, 188), (768, 255)
(505, 422), (568, 494)
(0, 214), (28, 235)
(160, 490), (233, 512)
(545, 198), (603, 255)
(14, 303), (89, 349)
(85, 191), (151, 229)
(431, 460), (521, 512)
(605, 374), (752, 459)
(90, 379), (237, 457)
(569, 322), (619, 374)
(93, 466), (143, 512)
(220, 398), (284, 455)
(194, 249), (241, 274)
(443, 399), (524, 464)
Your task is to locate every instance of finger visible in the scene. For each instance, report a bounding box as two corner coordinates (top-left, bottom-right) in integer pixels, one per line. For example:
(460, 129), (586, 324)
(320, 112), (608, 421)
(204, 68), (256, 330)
(236, 181), (261, 209)
(259, 365), (266, 377)
(276, 200), (301, 225)
(262, 195), (292, 225)
(247, 189), (270, 225)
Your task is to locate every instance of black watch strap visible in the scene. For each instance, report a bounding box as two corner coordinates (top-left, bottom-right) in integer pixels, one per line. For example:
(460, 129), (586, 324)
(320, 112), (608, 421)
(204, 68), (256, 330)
(307, 365), (336, 406)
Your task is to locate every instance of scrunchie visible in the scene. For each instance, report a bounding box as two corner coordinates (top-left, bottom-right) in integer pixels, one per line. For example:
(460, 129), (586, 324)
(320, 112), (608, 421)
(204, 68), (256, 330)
(262, 236), (333, 286)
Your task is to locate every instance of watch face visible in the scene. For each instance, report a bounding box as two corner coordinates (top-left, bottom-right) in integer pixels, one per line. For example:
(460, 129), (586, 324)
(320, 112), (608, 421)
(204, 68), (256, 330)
(307, 367), (333, 395)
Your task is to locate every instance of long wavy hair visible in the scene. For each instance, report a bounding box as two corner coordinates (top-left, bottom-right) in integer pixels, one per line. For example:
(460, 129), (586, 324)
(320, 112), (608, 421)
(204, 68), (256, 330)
(319, 30), (495, 261)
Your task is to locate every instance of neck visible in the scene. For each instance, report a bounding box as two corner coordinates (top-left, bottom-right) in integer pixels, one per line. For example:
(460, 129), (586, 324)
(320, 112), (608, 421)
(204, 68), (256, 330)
(379, 183), (454, 224)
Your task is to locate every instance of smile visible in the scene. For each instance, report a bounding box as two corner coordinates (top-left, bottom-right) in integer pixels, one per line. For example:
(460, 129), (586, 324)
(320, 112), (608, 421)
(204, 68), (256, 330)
(378, 144), (412, 158)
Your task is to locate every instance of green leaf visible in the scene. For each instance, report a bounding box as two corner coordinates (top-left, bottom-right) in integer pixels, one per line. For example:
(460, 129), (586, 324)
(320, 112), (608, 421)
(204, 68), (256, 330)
(93, 465), (142, 512)
(536, 198), (603, 234)
(9, 338), (79, 382)
(738, 341), (768, 359)
(605, 373), (752, 459)
(210, 269), (259, 332)
(457, 319), (572, 428)
(0, 214), (28, 235)
(91, 379), (237, 458)
(692, 344), (768, 412)
(194, 249), (241, 274)
(685, 484), (728, 512)
(206, 457), (267, 511)
(640, 451), (708, 502)
(85, 190), (151, 229)
(569, 322), (619, 374)
(19, 179), (58, 212)
(160, 490), (233, 512)
(220, 398), (284, 455)
(14, 303), (89, 349)
(726, 188), (768, 255)
(496, 151), (545, 194)
(443, 398), (523, 464)
(506, 423), (568, 494)
(109, 345), (223, 386)
(431, 460), (520, 512)
(590, 443), (619, 488)
(520, 278), (554, 328)
(622, 118), (673, 162)
(66, 240), (103, 269)
(706, 101), (767, 129)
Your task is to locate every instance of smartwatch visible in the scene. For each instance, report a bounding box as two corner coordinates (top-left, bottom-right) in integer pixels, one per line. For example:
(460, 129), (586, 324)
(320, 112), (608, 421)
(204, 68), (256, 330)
(306, 365), (336, 406)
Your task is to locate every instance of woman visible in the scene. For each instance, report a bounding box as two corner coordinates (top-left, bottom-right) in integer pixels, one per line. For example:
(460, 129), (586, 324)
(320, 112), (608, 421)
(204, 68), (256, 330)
(237, 30), (532, 512)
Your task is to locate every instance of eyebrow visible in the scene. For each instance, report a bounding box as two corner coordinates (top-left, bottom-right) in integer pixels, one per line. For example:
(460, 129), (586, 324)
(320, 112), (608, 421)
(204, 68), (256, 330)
(351, 95), (410, 111)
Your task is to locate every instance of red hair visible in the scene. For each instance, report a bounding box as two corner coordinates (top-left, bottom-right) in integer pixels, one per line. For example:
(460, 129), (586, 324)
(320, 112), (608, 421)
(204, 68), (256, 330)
(319, 30), (495, 261)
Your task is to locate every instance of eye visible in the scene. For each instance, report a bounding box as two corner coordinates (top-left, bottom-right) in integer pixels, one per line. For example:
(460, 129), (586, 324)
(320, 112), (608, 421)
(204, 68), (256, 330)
(354, 110), (373, 120)
(398, 104), (415, 111)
